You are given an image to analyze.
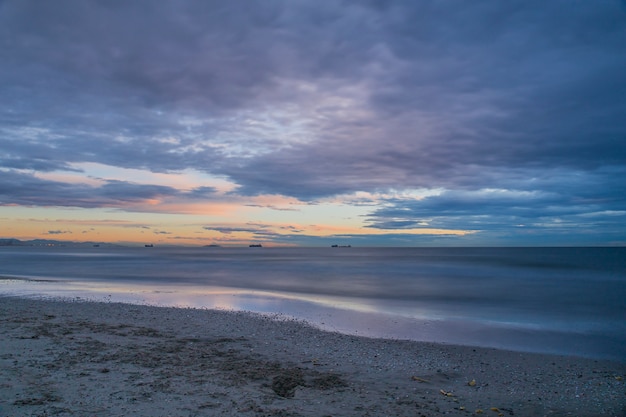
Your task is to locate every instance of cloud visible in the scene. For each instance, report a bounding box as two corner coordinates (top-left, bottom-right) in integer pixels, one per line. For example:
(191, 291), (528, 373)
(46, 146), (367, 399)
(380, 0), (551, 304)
(185, 186), (218, 199)
(365, 184), (626, 244)
(0, 170), (179, 208)
(204, 223), (281, 237)
(1, 0), (625, 244)
(46, 230), (71, 235)
(3, 1), (624, 183)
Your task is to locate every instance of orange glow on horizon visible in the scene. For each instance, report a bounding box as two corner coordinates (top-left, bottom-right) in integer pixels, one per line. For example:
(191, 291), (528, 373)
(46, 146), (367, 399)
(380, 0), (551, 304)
(1, 196), (475, 246)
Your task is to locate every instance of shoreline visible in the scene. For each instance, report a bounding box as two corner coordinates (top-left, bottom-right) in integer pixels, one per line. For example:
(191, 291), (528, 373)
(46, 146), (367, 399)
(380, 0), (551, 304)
(3, 278), (625, 363)
(1, 296), (624, 416)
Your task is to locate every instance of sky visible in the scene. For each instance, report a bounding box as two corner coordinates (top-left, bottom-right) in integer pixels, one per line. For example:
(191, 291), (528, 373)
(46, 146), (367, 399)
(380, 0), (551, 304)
(1, 0), (626, 247)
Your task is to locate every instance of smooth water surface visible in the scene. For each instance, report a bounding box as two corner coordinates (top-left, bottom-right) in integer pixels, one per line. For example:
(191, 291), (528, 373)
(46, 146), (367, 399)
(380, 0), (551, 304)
(1, 246), (624, 361)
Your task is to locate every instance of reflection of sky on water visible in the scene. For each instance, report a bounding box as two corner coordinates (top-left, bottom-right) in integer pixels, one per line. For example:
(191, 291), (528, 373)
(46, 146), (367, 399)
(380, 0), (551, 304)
(2, 277), (625, 362)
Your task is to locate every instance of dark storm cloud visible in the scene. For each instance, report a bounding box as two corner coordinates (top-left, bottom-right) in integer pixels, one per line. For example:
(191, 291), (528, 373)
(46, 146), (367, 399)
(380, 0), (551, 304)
(1, 0), (625, 243)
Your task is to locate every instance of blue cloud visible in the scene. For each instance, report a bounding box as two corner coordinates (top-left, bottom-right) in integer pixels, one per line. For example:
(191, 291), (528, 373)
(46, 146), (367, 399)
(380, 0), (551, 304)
(1, 0), (625, 244)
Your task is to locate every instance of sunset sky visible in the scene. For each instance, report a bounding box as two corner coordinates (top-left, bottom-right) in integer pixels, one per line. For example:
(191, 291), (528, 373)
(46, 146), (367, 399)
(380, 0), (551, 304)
(1, 0), (625, 247)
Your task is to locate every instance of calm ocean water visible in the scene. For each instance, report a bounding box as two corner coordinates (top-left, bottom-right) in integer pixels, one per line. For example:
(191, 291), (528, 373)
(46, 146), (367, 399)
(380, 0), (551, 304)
(1, 246), (625, 361)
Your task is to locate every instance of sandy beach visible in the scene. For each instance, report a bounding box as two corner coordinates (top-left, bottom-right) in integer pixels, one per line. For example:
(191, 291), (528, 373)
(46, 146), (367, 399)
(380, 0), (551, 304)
(0, 297), (624, 416)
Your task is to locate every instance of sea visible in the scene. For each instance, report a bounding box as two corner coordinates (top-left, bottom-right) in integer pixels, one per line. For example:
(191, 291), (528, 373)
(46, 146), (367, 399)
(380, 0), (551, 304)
(1, 246), (625, 362)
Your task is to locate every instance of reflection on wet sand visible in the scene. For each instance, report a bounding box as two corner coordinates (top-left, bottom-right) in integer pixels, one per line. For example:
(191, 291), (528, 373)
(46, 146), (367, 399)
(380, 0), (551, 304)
(2, 277), (624, 361)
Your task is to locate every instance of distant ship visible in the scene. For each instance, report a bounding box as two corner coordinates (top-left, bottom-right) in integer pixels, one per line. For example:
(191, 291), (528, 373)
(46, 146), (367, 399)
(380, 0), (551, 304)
(331, 244), (351, 248)
(145, 244), (154, 247)
(249, 244), (263, 247)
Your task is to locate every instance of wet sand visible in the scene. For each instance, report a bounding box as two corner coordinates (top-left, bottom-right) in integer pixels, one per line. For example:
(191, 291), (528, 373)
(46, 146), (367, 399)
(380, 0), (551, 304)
(1, 297), (624, 416)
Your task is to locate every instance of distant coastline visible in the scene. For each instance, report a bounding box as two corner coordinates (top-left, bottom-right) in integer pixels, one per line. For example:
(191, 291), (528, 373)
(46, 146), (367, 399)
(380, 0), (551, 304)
(2, 237), (624, 249)
(0, 238), (120, 248)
